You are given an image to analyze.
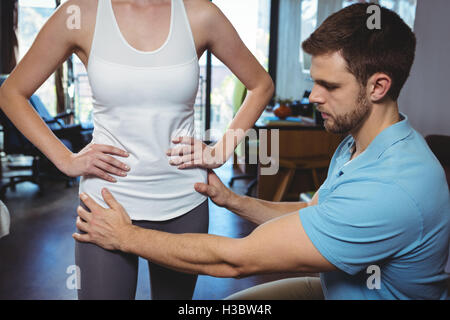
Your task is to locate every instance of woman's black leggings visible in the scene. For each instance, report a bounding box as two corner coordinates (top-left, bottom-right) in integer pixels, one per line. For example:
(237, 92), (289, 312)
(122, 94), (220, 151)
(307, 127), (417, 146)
(74, 199), (209, 300)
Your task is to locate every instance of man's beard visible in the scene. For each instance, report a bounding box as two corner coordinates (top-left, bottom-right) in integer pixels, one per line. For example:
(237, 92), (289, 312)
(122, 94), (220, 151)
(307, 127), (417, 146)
(323, 89), (372, 134)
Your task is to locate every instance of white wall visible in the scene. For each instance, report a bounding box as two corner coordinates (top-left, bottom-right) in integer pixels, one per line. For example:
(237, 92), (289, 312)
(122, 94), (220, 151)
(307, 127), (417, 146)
(398, 0), (450, 137)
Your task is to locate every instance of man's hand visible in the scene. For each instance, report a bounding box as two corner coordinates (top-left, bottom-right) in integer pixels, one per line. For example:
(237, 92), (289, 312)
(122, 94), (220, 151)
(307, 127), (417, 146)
(72, 188), (133, 251)
(194, 169), (236, 208)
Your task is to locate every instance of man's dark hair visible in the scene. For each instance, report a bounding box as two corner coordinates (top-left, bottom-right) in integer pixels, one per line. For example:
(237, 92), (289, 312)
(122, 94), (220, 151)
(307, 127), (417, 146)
(302, 3), (416, 101)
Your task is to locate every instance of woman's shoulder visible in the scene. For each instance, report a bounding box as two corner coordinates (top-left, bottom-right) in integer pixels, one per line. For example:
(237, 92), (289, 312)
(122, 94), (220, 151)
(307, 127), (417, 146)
(184, 0), (213, 8)
(59, 0), (98, 11)
(34, 0), (97, 44)
(52, 0), (98, 29)
(184, 0), (223, 19)
(183, 0), (229, 29)
(49, 0), (98, 64)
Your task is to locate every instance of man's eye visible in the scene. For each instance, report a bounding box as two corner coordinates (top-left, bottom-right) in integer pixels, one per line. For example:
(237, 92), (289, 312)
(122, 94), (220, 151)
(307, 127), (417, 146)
(318, 83), (337, 90)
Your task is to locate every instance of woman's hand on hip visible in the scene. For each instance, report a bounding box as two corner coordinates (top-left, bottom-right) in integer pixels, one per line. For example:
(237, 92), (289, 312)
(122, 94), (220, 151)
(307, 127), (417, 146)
(62, 143), (131, 182)
(166, 136), (225, 170)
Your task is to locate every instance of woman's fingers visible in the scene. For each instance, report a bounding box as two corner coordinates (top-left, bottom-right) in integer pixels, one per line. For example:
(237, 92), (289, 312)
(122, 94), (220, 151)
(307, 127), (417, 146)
(98, 154), (130, 172)
(84, 144), (131, 181)
(177, 161), (199, 169)
(169, 153), (196, 166)
(166, 145), (194, 157)
(96, 154), (129, 176)
(95, 144), (129, 157)
(68, 144), (131, 179)
(94, 160), (127, 179)
(167, 137), (217, 169)
(172, 136), (194, 145)
(89, 166), (117, 183)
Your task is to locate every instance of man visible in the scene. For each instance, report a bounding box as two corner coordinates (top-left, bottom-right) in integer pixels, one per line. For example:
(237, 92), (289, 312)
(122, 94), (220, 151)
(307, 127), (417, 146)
(73, 3), (450, 299)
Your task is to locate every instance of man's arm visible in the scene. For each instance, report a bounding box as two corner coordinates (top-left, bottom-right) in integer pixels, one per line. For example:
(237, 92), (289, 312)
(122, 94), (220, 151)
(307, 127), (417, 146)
(74, 189), (335, 278)
(226, 190), (319, 225)
(194, 170), (320, 225)
(121, 211), (335, 278)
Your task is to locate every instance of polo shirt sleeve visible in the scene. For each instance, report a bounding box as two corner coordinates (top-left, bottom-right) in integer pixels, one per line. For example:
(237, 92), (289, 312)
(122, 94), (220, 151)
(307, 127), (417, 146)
(298, 181), (422, 275)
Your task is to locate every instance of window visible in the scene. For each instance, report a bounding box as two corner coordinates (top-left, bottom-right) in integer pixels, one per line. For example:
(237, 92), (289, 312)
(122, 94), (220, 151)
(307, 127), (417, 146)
(72, 55), (92, 126)
(276, 0), (418, 101)
(18, 0), (57, 115)
(207, 0), (271, 141)
(343, 0), (417, 29)
(300, 0), (318, 73)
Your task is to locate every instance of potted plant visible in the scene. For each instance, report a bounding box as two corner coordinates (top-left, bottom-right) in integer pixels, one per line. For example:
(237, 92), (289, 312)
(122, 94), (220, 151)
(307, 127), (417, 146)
(273, 96), (293, 119)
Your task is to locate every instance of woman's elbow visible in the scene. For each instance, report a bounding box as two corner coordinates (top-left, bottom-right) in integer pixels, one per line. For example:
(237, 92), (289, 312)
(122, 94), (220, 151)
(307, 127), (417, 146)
(263, 75), (275, 99)
(0, 83), (19, 111)
(249, 73), (274, 99)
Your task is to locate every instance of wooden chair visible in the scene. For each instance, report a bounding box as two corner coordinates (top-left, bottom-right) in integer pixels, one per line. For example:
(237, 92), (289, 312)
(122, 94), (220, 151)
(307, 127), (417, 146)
(256, 129), (343, 201)
(272, 155), (330, 202)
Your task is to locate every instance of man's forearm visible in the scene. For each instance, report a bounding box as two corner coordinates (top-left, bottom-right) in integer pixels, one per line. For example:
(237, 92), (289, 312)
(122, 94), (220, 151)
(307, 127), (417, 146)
(121, 225), (244, 278)
(226, 193), (308, 225)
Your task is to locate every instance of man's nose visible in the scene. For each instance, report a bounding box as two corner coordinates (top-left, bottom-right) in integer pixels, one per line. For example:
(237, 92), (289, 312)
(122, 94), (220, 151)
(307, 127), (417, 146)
(308, 85), (325, 105)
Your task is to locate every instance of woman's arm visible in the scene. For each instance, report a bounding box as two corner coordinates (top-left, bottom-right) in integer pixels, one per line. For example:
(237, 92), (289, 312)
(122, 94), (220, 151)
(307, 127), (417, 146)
(207, 2), (275, 163)
(0, 0), (130, 182)
(168, 0), (274, 168)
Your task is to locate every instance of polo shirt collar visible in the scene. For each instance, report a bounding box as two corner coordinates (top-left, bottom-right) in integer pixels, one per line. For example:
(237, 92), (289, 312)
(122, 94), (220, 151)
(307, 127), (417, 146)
(335, 112), (413, 176)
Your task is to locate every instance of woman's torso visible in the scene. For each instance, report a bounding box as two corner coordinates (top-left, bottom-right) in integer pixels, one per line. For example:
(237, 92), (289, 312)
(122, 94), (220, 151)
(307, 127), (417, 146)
(74, 0), (208, 68)
(77, 0), (208, 221)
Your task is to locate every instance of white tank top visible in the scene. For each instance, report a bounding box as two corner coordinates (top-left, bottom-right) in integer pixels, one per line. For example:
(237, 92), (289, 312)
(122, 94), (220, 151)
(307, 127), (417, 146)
(79, 0), (207, 221)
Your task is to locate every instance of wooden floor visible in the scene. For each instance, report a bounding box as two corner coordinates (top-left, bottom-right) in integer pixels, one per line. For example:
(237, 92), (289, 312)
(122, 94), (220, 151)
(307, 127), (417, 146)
(0, 159), (310, 300)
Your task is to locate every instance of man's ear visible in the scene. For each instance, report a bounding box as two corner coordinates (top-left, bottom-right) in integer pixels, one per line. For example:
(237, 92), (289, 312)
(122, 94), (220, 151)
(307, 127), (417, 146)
(367, 73), (392, 102)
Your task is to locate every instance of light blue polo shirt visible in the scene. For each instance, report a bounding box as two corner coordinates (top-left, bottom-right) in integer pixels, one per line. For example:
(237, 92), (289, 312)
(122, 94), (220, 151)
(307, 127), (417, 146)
(299, 113), (450, 299)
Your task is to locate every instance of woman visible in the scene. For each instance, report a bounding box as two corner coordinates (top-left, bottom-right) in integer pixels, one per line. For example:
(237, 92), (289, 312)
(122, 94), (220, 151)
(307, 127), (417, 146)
(0, 0), (274, 299)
